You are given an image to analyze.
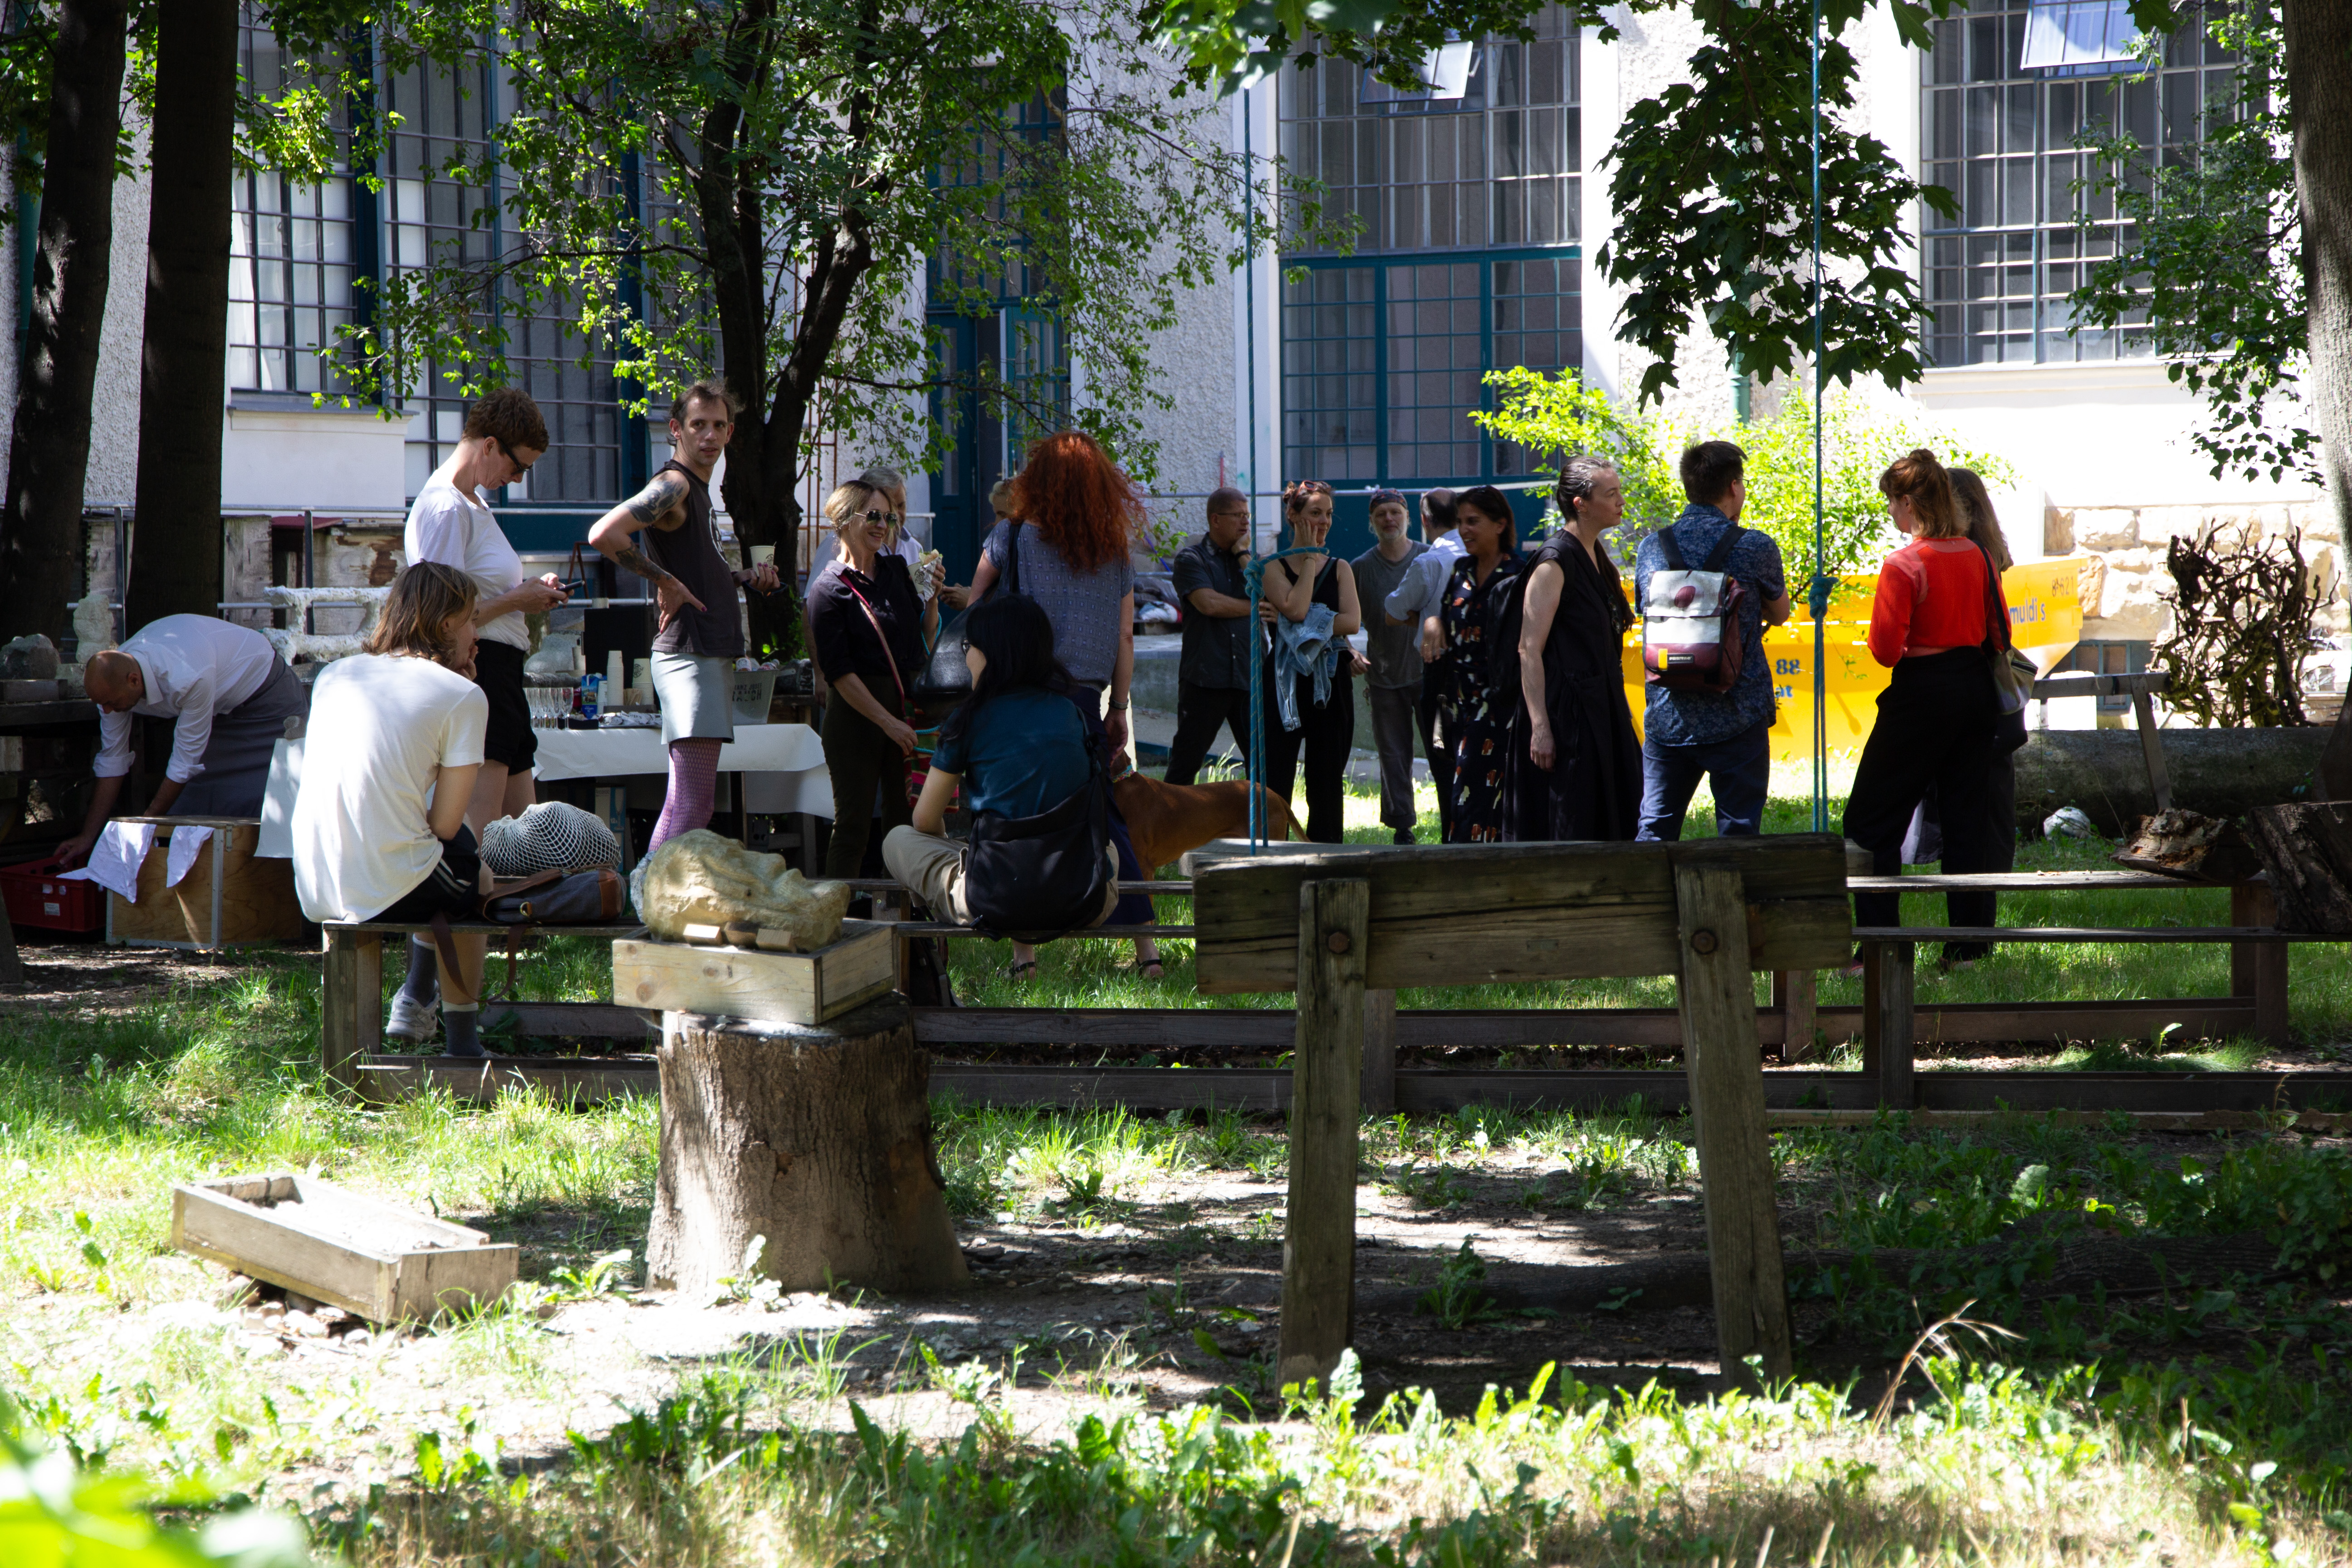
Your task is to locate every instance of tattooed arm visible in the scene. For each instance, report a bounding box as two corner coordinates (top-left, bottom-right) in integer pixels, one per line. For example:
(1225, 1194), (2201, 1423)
(589, 472), (706, 627)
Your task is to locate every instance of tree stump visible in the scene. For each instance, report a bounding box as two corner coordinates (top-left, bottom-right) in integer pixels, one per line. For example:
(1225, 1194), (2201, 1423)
(646, 994), (968, 1296)
(2244, 801), (2352, 933)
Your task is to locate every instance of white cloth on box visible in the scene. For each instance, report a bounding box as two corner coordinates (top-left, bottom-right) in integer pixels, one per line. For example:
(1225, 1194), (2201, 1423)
(404, 456), (530, 652)
(290, 653), (487, 923)
(165, 824), (212, 887)
(59, 820), (155, 904)
(94, 616), (284, 784)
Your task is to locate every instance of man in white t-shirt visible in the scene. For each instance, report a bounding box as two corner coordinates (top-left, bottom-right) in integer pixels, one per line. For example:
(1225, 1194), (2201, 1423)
(398, 387), (565, 1044)
(58, 615), (310, 867)
(294, 562), (495, 1056)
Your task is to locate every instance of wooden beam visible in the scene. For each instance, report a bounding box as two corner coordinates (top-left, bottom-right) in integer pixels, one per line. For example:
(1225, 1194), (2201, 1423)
(1674, 861), (1793, 1385)
(1278, 878), (1367, 1394)
(1861, 941), (1916, 1109)
(1362, 990), (1397, 1114)
(1853, 925), (2329, 943)
(320, 926), (378, 1091)
(1194, 837), (1851, 995)
(1774, 970), (1817, 1063)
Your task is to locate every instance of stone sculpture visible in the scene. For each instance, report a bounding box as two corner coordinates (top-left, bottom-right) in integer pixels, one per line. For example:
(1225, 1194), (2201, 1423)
(636, 829), (851, 950)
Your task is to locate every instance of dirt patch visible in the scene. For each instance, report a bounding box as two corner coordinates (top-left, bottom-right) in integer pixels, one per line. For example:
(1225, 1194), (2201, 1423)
(0, 935), (276, 1017)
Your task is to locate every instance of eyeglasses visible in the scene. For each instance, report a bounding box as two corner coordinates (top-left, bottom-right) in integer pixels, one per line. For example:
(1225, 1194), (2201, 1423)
(862, 509), (902, 525)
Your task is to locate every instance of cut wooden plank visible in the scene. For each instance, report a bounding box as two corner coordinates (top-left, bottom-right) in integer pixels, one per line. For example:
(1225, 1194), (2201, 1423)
(1674, 862), (1792, 1385)
(321, 927), (374, 1090)
(1362, 990), (1397, 1114)
(612, 920), (894, 1025)
(1278, 879), (1367, 1395)
(480, 1002), (658, 1039)
(1774, 970), (1817, 1063)
(1852, 926), (2331, 942)
(354, 1055), (659, 1104)
(1862, 941), (1916, 1109)
(1845, 870), (2214, 891)
(1194, 837), (1850, 995)
(171, 1171), (515, 1322)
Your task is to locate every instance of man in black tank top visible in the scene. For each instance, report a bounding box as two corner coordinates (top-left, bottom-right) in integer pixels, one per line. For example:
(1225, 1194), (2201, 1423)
(587, 380), (782, 851)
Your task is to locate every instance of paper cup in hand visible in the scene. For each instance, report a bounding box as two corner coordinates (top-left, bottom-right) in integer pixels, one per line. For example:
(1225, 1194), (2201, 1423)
(749, 546), (775, 566)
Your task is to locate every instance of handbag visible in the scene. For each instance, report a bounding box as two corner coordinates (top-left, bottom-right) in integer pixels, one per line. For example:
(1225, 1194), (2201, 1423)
(960, 722), (1113, 941)
(1977, 542), (2032, 754)
(911, 524), (1028, 718)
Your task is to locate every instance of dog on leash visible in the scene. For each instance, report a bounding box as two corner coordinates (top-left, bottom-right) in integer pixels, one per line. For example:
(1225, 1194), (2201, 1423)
(1112, 774), (1303, 871)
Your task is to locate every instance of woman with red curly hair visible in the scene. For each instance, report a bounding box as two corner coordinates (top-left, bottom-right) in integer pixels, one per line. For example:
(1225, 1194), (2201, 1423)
(965, 429), (1165, 979)
(966, 429), (1145, 765)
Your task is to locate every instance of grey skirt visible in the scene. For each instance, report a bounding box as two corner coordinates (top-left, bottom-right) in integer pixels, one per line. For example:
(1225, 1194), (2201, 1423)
(652, 651), (736, 745)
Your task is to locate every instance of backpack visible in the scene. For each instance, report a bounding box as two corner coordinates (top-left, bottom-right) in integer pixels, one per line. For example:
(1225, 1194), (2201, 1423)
(1641, 523), (1748, 693)
(960, 710), (1114, 941)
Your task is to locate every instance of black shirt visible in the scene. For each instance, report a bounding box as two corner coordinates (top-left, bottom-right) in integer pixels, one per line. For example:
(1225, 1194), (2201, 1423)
(644, 460), (744, 659)
(808, 555), (926, 714)
(1171, 533), (1254, 691)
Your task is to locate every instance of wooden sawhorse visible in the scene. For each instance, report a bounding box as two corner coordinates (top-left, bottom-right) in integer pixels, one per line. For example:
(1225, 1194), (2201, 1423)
(1189, 834), (1852, 1394)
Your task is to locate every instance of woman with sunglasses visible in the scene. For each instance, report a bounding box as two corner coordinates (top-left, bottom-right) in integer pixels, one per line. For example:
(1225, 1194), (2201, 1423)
(808, 479), (940, 877)
(1259, 479), (1362, 843)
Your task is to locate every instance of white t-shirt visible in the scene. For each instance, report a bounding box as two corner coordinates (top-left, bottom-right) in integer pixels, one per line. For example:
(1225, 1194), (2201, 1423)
(405, 458), (529, 650)
(292, 654), (488, 923)
(94, 615), (283, 782)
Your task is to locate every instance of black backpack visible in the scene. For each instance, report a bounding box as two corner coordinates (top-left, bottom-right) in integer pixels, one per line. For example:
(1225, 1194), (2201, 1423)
(961, 707), (1113, 941)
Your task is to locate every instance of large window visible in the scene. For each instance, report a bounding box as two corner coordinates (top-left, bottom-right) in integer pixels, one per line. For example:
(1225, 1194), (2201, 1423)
(1270, 6), (1580, 486)
(1277, 9), (1580, 487)
(1921, 1), (2237, 367)
(228, 14), (358, 397)
(382, 49), (626, 501)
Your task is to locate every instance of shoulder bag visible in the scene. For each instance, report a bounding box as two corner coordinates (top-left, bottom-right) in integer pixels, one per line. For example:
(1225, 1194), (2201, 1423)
(960, 715), (1113, 942)
(910, 524), (1024, 719)
(1976, 542), (2033, 754)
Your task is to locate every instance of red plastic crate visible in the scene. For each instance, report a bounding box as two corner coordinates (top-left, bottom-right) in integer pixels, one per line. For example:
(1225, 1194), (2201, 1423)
(0, 864), (103, 933)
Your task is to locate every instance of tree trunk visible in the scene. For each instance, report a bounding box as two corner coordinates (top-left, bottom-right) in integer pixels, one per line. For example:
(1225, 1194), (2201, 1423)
(2243, 800), (2352, 931)
(0, 0), (129, 647)
(2288, 0), (2352, 549)
(646, 994), (969, 1296)
(123, 0), (236, 634)
(2012, 727), (2330, 834)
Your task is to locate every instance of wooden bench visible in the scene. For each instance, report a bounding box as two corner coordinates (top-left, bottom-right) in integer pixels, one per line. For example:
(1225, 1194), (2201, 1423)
(1190, 835), (1852, 1391)
(1848, 868), (2289, 1107)
(318, 920), (650, 1088)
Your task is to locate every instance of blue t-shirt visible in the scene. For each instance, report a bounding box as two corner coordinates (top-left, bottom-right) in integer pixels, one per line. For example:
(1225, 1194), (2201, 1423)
(931, 688), (1092, 819)
(1632, 504), (1787, 746)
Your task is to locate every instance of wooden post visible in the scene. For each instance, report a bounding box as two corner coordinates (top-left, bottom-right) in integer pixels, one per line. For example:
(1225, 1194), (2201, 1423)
(1278, 877), (1367, 1393)
(0, 897), (20, 985)
(320, 927), (381, 1090)
(1860, 940), (1916, 1109)
(2131, 688), (2172, 813)
(1361, 989), (1396, 1114)
(1673, 861), (1793, 1385)
(2230, 881), (2289, 1050)
(1772, 970), (1816, 1063)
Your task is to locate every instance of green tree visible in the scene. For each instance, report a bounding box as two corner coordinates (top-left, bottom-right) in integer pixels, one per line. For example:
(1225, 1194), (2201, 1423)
(354, 0), (1323, 652)
(2068, 9), (2312, 487)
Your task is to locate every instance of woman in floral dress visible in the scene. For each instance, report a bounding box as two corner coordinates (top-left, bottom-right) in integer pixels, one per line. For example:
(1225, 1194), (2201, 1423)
(1431, 486), (1522, 842)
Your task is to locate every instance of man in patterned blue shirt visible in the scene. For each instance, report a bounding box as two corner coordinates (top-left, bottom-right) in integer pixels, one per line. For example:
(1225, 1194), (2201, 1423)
(1631, 441), (1793, 840)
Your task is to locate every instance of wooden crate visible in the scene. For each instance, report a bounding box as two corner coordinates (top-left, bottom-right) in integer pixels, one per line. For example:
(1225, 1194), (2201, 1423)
(171, 1171), (516, 1323)
(611, 919), (895, 1025)
(108, 816), (303, 949)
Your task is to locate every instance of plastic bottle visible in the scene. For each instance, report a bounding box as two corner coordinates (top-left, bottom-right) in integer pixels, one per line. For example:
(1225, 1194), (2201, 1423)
(579, 673), (601, 721)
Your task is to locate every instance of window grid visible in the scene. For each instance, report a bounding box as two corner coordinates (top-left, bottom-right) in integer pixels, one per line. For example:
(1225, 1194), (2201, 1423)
(1921, 3), (2236, 367)
(1279, 4), (1580, 255)
(381, 47), (625, 502)
(229, 11), (357, 396)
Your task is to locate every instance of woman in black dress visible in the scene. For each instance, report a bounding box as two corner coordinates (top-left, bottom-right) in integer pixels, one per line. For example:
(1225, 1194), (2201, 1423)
(1431, 485), (1521, 842)
(1513, 457), (1642, 841)
(1259, 479), (1362, 843)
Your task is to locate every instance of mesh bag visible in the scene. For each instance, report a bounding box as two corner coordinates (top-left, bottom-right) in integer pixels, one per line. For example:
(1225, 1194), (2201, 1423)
(481, 801), (621, 878)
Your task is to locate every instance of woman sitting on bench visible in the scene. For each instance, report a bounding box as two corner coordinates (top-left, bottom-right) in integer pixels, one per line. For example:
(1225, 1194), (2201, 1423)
(291, 562), (495, 1059)
(884, 593), (1121, 982)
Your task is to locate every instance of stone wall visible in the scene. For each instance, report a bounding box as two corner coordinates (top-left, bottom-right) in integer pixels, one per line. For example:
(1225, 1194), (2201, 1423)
(2046, 499), (2344, 643)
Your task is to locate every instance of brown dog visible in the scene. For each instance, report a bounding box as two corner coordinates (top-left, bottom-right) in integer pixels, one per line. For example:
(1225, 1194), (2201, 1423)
(1112, 774), (1304, 871)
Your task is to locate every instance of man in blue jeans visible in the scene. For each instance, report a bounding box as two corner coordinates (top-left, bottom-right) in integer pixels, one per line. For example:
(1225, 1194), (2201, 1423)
(1632, 441), (1794, 840)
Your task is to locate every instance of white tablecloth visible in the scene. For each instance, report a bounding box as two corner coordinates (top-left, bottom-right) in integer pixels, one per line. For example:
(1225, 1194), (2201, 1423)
(258, 722), (832, 858)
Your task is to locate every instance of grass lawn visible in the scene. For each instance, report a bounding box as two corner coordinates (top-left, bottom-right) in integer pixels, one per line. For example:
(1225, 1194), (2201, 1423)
(0, 769), (2348, 1563)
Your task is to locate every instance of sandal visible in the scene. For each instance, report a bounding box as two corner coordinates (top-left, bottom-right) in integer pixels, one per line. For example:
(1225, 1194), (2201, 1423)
(1140, 960), (1166, 980)
(1006, 959), (1039, 984)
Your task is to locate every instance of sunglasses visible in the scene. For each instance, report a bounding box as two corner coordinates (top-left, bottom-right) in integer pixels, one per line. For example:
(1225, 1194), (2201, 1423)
(861, 509), (903, 524)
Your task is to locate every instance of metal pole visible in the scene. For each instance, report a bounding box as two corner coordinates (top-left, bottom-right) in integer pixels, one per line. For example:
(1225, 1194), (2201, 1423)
(1809, 0), (1828, 835)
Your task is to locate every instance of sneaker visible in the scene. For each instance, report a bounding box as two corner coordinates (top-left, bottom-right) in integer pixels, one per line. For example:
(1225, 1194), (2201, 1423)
(1392, 828), (1416, 845)
(386, 991), (439, 1042)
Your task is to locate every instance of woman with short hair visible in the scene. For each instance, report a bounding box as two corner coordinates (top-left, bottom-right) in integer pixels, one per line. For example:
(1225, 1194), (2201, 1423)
(1431, 485), (1522, 842)
(292, 563), (495, 1058)
(1844, 448), (2013, 970)
(808, 479), (939, 877)
(1512, 457), (1641, 841)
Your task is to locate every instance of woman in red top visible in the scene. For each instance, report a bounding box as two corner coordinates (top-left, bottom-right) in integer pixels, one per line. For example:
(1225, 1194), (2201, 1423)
(1842, 448), (2012, 968)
